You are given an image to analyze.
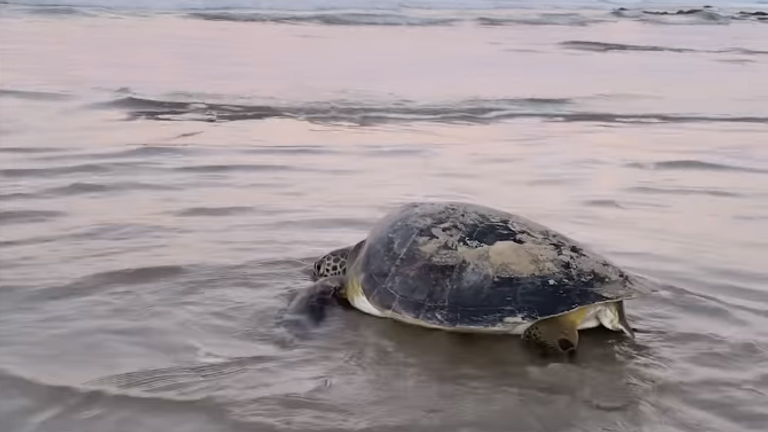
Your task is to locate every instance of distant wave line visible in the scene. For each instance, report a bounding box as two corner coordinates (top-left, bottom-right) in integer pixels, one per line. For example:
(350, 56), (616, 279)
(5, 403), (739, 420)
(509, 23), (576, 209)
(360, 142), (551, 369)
(88, 96), (768, 125)
(561, 40), (768, 55)
(2, 3), (766, 27)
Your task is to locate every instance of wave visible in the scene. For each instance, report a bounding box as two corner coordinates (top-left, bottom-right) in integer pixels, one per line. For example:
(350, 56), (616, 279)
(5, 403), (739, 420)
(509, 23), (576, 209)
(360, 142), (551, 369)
(188, 11), (458, 26)
(141, 8), (768, 27)
(0, 182), (178, 201)
(89, 95), (768, 126)
(174, 164), (297, 173)
(2, 4), (104, 16)
(173, 206), (255, 217)
(187, 10), (617, 27)
(0, 209), (66, 225)
(0, 146), (69, 153)
(28, 146), (198, 162)
(73, 265), (188, 287)
(0, 366), (220, 410)
(0, 89), (72, 101)
(238, 146), (337, 155)
(561, 40), (699, 54)
(475, 12), (611, 26)
(625, 186), (745, 198)
(582, 199), (623, 208)
(561, 41), (768, 55)
(266, 217), (373, 231)
(613, 7), (768, 25)
(0, 161), (150, 178)
(91, 96), (283, 122)
(45, 181), (179, 195)
(85, 358), (253, 391)
(627, 160), (768, 174)
(0, 163), (111, 178)
(95, 96), (568, 124)
(2, 3), (766, 27)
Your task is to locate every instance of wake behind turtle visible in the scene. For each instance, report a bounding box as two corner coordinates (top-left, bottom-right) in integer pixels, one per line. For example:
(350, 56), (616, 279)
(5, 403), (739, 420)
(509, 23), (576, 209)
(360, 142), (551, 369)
(288, 201), (646, 354)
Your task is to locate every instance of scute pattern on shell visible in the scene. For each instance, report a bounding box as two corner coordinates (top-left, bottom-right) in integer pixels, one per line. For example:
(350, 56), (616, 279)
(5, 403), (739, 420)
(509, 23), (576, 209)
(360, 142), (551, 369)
(352, 201), (641, 330)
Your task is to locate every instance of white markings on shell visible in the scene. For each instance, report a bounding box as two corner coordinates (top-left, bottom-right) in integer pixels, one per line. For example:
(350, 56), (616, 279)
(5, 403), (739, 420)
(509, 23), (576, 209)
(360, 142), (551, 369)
(415, 217), (624, 283)
(486, 240), (560, 277)
(417, 234), (561, 279)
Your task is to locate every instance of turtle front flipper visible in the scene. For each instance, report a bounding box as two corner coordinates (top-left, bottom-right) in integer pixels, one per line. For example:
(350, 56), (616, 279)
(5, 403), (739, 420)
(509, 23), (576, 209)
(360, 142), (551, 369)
(522, 307), (590, 354)
(284, 276), (347, 331)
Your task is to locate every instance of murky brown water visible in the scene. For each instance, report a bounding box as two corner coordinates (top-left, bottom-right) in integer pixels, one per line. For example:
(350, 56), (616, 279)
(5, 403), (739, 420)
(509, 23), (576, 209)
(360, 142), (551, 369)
(1, 4), (768, 432)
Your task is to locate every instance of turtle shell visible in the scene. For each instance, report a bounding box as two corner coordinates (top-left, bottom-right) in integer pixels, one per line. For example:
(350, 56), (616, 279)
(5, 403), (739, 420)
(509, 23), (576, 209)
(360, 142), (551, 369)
(347, 201), (642, 331)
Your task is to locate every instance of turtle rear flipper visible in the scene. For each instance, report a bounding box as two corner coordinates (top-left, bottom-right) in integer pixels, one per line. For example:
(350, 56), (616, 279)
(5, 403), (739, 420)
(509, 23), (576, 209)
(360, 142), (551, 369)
(522, 306), (589, 354)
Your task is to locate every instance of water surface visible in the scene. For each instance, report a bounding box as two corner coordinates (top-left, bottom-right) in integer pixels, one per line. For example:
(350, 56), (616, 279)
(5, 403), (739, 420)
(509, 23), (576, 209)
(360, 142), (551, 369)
(1, 1), (768, 431)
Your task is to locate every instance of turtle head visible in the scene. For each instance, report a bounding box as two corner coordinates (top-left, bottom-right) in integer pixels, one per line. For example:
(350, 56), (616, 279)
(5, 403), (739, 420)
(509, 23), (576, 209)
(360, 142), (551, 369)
(313, 249), (349, 279)
(522, 307), (589, 355)
(312, 240), (366, 280)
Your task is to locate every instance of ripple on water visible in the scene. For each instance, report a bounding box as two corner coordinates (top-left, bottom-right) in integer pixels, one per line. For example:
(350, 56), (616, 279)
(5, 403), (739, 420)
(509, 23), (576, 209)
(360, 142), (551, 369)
(0, 181), (179, 201)
(27, 145), (199, 162)
(625, 186), (745, 198)
(0, 89), (72, 101)
(174, 207), (255, 217)
(0, 162), (157, 178)
(582, 199), (624, 209)
(47, 182), (179, 196)
(0, 210), (66, 225)
(265, 217), (374, 232)
(174, 164), (298, 174)
(81, 265), (189, 287)
(0, 146), (71, 154)
(238, 146), (338, 156)
(626, 160), (768, 174)
(733, 215), (768, 221)
(640, 332), (768, 431)
(21, 265), (189, 302)
(560, 41), (768, 55)
(0, 371), (241, 432)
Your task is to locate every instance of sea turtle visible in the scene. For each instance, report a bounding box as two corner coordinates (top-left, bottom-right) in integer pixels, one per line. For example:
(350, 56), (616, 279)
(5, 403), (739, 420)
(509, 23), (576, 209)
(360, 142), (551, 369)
(287, 201), (646, 354)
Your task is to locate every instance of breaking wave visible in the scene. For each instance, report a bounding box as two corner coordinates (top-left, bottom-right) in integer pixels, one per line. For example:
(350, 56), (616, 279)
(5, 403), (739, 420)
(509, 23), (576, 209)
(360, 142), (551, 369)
(187, 11), (459, 26)
(89, 95), (768, 126)
(186, 7), (768, 26)
(2, 2), (766, 26)
(612, 6), (768, 25)
(626, 160), (768, 174)
(626, 186), (746, 198)
(560, 41), (768, 55)
(0, 209), (67, 224)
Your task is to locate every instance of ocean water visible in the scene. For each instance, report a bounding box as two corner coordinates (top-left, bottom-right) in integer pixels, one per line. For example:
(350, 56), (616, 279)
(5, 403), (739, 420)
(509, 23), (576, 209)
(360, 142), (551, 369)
(1, 1), (767, 431)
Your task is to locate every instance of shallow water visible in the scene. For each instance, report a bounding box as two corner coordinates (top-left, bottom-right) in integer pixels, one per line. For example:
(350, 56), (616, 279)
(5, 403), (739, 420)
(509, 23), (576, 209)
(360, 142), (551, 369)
(1, 1), (768, 431)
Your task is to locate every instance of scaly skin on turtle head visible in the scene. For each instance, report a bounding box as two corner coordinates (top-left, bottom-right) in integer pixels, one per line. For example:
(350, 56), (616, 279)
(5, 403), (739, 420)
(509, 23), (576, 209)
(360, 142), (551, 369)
(313, 240), (366, 279)
(313, 247), (351, 279)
